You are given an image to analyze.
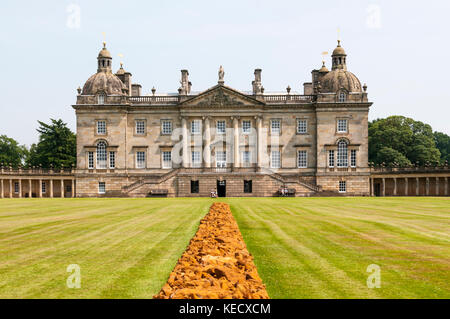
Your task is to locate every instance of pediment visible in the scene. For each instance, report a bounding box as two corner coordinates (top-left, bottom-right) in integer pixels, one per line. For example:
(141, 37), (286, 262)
(180, 85), (265, 107)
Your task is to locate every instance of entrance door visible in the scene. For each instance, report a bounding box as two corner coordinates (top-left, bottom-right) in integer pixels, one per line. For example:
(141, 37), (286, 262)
(217, 180), (226, 197)
(374, 183), (381, 197)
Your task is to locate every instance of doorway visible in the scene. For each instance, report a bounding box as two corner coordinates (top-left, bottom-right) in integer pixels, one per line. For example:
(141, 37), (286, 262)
(217, 180), (226, 197)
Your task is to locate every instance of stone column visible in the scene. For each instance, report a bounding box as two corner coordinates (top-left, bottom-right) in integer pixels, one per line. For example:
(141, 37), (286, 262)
(426, 177), (430, 196)
(61, 180), (64, 198)
(39, 179), (42, 198)
(50, 179), (53, 198)
(445, 177), (448, 196)
(0, 179), (3, 198)
(256, 116), (263, 168)
(204, 117), (211, 168)
(382, 178), (385, 197)
(416, 177), (419, 196)
(181, 117), (189, 168)
(9, 179), (12, 198)
(405, 178), (408, 196)
(18, 179), (22, 198)
(233, 117), (240, 169)
(436, 177), (439, 196)
(370, 178), (374, 197)
(393, 178), (397, 196)
(72, 179), (75, 198)
(28, 179), (32, 198)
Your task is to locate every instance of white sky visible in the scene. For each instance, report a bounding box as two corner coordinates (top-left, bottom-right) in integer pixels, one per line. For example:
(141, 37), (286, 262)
(1, 0), (449, 146)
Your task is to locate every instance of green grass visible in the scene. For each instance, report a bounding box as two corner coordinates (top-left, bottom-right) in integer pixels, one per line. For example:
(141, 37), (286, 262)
(0, 197), (449, 298)
(224, 197), (450, 299)
(0, 198), (212, 298)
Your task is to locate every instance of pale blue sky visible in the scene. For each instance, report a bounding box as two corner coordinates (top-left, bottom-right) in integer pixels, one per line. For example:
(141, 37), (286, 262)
(1, 0), (449, 145)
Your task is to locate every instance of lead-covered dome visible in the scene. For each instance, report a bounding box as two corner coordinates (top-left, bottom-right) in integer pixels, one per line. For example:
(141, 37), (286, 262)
(82, 71), (126, 95)
(81, 42), (126, 95)
(320, 69), (362, 93)
(320, 40), (362, 93)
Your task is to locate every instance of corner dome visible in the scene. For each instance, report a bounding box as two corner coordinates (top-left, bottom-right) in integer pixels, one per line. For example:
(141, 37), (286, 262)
(332, 41), (346, 56)
(82, 71), (126, 95)
(320, 69), (362, 93)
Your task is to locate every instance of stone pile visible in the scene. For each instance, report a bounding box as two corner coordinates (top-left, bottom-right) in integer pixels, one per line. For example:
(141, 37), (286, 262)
(154, 202), (269, 299)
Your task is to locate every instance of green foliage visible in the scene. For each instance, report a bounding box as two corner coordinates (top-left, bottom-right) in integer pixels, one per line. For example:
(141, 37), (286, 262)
(369, 116), (441, 166)
(0, 135), (28, 167)
(26, 119), (76, 168)
(434, 131), (450, 163)
(375, 147), (411, 167)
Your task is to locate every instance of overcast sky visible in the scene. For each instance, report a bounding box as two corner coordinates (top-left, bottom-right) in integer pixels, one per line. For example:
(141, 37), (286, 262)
(1, 0), (449, 146)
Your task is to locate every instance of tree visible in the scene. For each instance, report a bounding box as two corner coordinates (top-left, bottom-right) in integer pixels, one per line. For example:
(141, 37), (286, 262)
(26, 119), (76, 168)
(0, 135), (28, 167)
(369, 116), (440, 166)
(434, 131), (450, 163)
(375, 147), (411, 167)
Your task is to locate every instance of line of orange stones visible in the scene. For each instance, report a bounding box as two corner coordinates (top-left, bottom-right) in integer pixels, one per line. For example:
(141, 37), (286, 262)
(154, 202), (269, 299)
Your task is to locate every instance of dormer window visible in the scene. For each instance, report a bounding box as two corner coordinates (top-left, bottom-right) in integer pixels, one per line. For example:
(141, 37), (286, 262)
(98, 94), (105, 105)
(338, 92), (346, 102)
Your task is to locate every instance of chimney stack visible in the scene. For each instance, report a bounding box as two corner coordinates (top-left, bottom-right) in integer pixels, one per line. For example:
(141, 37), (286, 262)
(252, 69), (262, 95)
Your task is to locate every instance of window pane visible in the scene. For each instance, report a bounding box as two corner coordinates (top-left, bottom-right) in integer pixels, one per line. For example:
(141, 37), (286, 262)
(191, 120), (201, 134)
(297, 150), (307, 168)
(162, 121), (172, 134)
(242, 120), (251, 133)
(337, 119), (347, 133)
(328, 150), (335, 168)
(97, 121), (106, 135)
(98, 182), (106, 194)
(136, 151), (146, 168)
(136, 121), (145, 134)
(337, 141), (348, 167)
(271, 151), (281, 168)
(271, 120), (281, 134)
(297, 119), (307, 133)
(339, 181), (347, 193)
(88, 151), (94, 169)
(97, 142), (107, 169)
(109, 151), (115, 169)
(216, 151), (226, 168)
(216, 121), (226, 134)
(162, 151), (172, 168)
(351, 150), (357, 167)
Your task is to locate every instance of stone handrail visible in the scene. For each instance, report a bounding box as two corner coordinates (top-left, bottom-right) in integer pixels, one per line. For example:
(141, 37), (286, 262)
(0, 167), (75, 175)
(263, 95), (314, 103)
(129, 96), (179, 105)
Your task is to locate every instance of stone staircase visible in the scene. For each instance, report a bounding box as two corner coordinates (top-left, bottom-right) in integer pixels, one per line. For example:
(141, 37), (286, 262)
(122, 169), (180, 194)
(262, 169), (322, 194)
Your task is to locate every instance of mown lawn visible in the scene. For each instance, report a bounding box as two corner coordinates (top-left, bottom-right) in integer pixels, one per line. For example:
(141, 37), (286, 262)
(0, 197), (448, 299)
(225, 197), (450, 299)
(0, 198), (212, 298)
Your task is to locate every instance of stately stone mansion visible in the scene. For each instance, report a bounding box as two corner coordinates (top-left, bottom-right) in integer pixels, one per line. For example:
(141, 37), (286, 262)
(68, 39), (372, 197)
(1, 41), (449, 198)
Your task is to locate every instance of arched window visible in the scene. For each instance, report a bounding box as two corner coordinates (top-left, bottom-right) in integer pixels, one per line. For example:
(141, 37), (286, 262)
(337, 140), (348, 167)
(98, 93), (105, 105)
(97, 141), (107, 169)
(338, 92), (346, 102)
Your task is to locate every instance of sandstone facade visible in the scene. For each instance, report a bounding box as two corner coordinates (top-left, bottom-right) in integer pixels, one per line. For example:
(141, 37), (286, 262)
(73, 40), (373, 197)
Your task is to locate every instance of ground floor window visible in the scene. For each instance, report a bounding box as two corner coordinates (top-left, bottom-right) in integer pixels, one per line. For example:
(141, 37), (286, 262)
(162, 151), (172, 169)
(98, 182), (106, 194)
(190, 180), (199, 193)
(14, 182), (19, 194)
(244, 180), (252, 193)
(88, 151), (94, 169)
(339, 181), (347, 193)
(109, 151), (116, 169)
(42, 182), (46, 194)
(297, 150), (307, 168)
(350, 150), (357, 168)
(328, 150), (335, 168)
(216, 151), (227, 168)
(271, 151), (281, 168)
(136, 151), (146, 169)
